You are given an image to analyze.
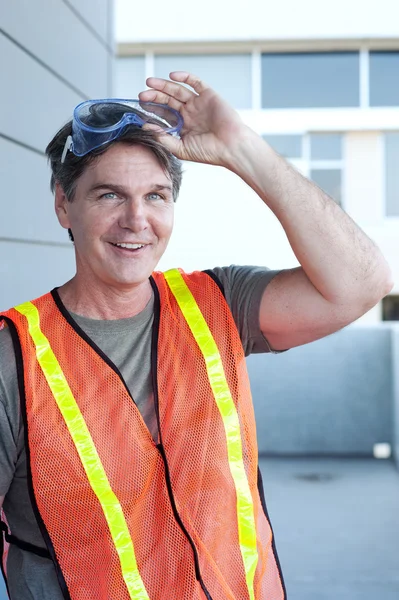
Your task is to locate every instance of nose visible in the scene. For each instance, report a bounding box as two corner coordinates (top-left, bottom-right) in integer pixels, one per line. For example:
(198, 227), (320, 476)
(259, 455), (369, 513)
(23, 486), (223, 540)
(118, 198), (149, 233)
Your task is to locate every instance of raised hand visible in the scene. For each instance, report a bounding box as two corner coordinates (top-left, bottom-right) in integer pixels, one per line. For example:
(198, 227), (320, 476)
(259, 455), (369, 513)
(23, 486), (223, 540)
(138, 71), (250, 167)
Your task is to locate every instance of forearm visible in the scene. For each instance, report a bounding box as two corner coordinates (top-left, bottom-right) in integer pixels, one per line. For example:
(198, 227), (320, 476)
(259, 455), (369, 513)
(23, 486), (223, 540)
(226, 129), (393, 306)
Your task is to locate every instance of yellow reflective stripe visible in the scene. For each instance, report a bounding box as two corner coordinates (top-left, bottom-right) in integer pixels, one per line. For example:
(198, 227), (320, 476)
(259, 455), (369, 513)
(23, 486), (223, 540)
(164, 269), (258, 600)
(15, 302), (150, 600)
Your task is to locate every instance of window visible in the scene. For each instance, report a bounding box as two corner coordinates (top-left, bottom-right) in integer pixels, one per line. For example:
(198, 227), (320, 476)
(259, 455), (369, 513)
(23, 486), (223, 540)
(385, 133), (399, 217)
(370, 52), (399, 107)
(262, 135), (302, 158)
(153, 54), (252, 109)
(114, 56), (146, 98)
(310, 133), (342, 161)
(261, 52), (360, 109)
(382, 296), (399, 321)
(309, 133), (343, 205)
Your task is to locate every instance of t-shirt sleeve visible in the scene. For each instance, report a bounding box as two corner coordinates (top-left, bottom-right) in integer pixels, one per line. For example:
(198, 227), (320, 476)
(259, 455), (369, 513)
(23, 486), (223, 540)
(209, 265), (287, 357)
(0, 327), (20, 497)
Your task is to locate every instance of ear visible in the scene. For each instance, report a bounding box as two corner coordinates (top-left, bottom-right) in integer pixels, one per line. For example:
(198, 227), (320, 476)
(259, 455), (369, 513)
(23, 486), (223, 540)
(54, 183), (71, 230)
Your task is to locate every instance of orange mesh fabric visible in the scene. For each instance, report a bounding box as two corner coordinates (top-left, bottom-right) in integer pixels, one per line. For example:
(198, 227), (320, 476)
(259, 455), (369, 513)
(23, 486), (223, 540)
(154, 270), (285, 600)
(1, 270), (285, 599)
(6, 297), (200, 600)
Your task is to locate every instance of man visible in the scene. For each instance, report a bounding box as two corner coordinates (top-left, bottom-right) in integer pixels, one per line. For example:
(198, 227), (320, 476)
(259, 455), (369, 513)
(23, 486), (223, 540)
(0, 72), (392, 600)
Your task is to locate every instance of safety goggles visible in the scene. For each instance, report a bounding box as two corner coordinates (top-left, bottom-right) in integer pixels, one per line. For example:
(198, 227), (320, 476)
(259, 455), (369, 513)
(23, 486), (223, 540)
(61, 99), (183, 163)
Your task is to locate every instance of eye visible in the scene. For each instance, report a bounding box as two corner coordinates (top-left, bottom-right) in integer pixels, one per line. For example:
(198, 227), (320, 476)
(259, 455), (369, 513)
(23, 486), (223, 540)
(101, 192), (118, 200)
(147, 192), (163, 201)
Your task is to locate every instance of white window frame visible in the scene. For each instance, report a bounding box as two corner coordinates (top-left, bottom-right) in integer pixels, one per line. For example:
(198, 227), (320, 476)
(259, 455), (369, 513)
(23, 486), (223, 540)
(359, 47), (370, 109)
(306, 133), (345, 207)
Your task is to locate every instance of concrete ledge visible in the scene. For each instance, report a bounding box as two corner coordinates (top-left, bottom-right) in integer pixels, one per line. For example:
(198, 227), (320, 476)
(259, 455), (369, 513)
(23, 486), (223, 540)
(247, 325), (393, 455)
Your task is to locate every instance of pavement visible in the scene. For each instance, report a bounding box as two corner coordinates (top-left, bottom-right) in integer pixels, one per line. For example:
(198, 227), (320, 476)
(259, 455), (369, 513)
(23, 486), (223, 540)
(259, 457), (399, 600)
(1, 457), (398, 599)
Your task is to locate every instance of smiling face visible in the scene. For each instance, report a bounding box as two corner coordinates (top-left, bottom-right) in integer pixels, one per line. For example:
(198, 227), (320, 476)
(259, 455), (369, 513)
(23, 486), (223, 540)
(55, 143), (175, 294)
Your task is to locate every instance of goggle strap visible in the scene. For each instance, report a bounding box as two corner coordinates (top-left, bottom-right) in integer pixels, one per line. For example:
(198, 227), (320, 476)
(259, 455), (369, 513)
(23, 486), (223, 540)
(61, 135), (73, 164)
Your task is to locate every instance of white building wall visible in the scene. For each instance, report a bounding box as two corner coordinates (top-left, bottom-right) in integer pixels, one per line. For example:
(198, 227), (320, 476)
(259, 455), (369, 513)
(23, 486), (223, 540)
(116, 0), (399, 43)
(0, 0), (114, 311)
(344, 132), (384, 226)
(157, 161), (297, 273)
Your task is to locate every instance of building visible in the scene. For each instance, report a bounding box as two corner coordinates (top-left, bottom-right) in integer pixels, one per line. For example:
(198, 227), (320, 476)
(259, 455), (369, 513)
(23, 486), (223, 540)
(0, 4), (114, 598)
(1, 6), (398, 597)
(0, 0), (114, 311)
(115, 0), (399, 324)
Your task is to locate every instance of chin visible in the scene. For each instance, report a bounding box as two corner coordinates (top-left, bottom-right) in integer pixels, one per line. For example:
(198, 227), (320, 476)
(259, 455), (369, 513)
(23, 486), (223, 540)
(110, 272), (152, 288)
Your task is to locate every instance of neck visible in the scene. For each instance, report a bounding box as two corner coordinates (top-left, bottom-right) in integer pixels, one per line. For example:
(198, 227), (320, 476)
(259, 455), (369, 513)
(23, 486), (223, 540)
(57, 275), (153, 320)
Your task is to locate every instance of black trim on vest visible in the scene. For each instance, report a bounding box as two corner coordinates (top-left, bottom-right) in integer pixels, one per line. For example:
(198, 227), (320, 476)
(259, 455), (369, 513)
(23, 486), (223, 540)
(50, 288), (137, 406)
(1, 316), (72, 600)
(202, 269), (225, 296)
(0, 521), (50, 559)
(149, 276), (213, 600)
(257, 467), (288, 599)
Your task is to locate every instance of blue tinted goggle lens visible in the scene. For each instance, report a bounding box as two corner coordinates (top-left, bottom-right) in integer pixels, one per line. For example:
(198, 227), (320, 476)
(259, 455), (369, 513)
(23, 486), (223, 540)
(76, 100), (182, 132)
(62, 99), (183, 161)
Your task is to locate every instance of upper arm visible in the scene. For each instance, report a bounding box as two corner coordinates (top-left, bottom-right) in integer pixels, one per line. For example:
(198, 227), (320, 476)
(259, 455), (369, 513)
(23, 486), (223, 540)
(259, 267), (365, 351)
(0, 496), (4, 510)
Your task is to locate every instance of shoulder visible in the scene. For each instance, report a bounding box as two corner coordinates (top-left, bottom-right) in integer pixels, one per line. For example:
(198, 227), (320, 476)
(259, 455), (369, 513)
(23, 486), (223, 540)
(164, 265), (282, 311)
(204, 265), (282, 306)
(0, 325), (20, 439)
(202, 266), (284, 355)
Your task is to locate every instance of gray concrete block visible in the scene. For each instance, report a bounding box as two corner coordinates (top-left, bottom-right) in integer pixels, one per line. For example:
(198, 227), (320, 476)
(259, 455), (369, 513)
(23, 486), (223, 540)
(248, 326), (393, 455)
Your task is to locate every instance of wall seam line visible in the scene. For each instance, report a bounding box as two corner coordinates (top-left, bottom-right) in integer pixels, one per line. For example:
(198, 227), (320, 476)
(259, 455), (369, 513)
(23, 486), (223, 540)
(0, 133), (45, 157)
(62, 0), (114, 54)
(0, 28), (89, 101)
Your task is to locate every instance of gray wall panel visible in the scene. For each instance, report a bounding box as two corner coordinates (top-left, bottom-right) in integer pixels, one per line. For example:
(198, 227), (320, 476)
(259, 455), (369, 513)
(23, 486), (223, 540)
(0, 139), (70, 243)
(0, 0), (111, 311)
(0, 4), (111, 595)
(1, 0), (109, 97)
(0, 33), (84, 151)
(247, 327), (393, 456)
(64, 0), (109, 44)
(0, 241), (75, 311)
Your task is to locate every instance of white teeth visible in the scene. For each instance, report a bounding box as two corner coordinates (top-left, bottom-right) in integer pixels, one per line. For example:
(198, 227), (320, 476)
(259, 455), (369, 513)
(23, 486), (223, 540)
(115, 243), (145, 249)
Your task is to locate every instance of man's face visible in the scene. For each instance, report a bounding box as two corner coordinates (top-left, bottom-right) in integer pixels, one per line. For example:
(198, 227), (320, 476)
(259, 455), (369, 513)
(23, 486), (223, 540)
(56, 143), (175, 290)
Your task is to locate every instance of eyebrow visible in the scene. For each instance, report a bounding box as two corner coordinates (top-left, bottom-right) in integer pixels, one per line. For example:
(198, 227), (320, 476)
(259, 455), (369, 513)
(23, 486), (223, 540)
(88, 183), (173, 195)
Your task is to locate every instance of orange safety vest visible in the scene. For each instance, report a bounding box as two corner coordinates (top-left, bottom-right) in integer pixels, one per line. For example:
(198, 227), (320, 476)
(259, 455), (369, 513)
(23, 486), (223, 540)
(0, 269), (286, 600)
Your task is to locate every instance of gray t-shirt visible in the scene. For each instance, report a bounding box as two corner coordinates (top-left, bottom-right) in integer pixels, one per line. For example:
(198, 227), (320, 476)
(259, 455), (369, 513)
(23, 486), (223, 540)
(0, 266), (281, 599)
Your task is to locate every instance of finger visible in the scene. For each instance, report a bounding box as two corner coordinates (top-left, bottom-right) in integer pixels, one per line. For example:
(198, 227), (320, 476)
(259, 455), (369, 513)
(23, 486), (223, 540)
(142, 127), (183, 157)
(138, 89), (184, 113)
(145, 77), (194, 103)
(169, 72), (209, 94)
